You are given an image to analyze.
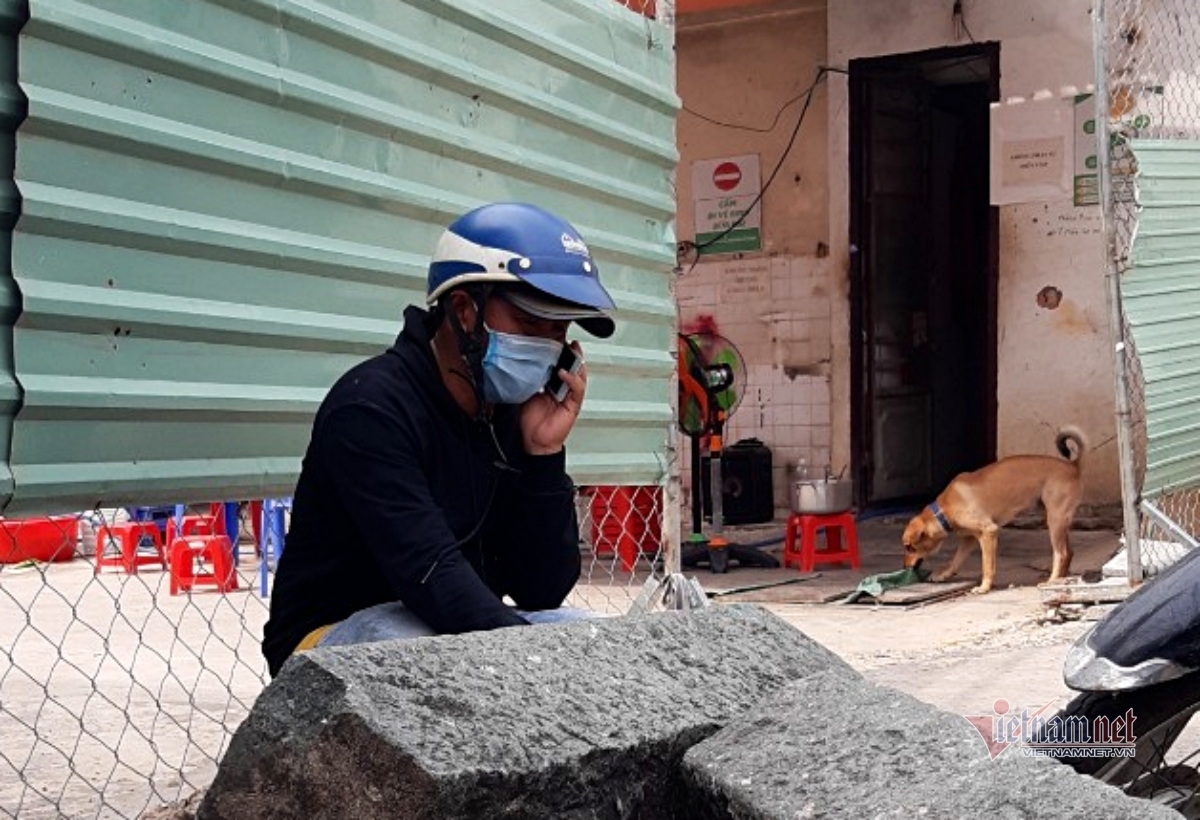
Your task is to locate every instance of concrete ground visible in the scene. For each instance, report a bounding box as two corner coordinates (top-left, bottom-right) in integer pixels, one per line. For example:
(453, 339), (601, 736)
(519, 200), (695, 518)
(581, 514), (1122, 720)
(1, 514), (1130, 818)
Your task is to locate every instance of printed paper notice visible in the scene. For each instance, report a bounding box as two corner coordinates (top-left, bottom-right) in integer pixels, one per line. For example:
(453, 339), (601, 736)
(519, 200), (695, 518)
(1002, 138), (1065, 187)
(990, 98), (1073, 205)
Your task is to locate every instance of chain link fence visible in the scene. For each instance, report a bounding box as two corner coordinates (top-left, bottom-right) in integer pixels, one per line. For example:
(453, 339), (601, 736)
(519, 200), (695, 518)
(1, 0), (679, 815)
(1, 506), (271, 819)
(0, 487), (668, 819)
(1095, 0), (1200, 581)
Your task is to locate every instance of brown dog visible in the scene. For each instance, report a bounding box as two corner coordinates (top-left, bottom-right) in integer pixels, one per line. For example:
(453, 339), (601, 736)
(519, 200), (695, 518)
(901, 427), (1086, 594)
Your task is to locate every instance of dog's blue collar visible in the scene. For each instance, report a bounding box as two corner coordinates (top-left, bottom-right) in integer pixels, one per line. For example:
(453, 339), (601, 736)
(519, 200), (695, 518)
(929, 501), (952, 533)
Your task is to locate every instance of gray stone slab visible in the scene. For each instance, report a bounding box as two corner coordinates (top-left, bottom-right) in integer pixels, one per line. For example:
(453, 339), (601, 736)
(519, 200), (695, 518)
(197, 605), (856, 820)
(681, 670), (1182, 819)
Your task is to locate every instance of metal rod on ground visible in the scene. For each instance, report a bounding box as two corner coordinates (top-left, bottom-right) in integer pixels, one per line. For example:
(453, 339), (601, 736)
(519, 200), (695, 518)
(690, 438), (703, 538)
(1094, 0), (1143, 585)
(662, 282), (682, 577)
(710, 452), (724, 540)
(661, 348), (682, 576)
(662, 468), (682, 577)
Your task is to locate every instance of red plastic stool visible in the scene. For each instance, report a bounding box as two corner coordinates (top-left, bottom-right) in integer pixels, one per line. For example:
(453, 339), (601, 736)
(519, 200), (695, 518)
(166, 514), (218, 543)
(782, 511), (860, 572)
(94, 522), (168, 575)
(169, 535), (238, 594)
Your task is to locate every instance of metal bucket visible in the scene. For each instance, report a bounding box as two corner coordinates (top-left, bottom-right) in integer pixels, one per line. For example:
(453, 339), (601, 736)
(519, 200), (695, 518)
(791, 478), (853, 515)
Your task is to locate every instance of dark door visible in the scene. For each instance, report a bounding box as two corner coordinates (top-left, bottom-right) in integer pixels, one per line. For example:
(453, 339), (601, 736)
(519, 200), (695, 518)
(850, 45), (998, 510)
(862, 75), (933, 501)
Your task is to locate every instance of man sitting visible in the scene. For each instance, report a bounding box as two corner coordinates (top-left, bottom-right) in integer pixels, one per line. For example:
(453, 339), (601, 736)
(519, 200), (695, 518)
(263, 202), (616, 677)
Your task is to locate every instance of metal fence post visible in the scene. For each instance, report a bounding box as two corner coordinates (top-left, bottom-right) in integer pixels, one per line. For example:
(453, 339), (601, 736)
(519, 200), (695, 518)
(1094, 0), (1144, 584)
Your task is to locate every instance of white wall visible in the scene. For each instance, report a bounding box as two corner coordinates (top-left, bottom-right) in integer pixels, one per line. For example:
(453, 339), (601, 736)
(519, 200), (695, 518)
(676, 256), (834, 509)
(828, 0), (1119, 503)
(676, 3), (831, 514)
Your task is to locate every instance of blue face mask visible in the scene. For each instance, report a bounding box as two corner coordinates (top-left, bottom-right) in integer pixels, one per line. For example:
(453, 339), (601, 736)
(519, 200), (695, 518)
(481, 326), (563, 404)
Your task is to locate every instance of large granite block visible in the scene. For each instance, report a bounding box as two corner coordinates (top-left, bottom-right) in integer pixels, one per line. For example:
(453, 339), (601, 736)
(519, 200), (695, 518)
(681, 670), (1181, 819)
(198, 605), (856, 820)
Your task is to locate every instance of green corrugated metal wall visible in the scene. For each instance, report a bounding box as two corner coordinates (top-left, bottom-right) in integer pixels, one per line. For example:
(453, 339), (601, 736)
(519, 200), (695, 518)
(0, 0), (20, 507)
(5, 0), (677, 514)
(1125, 140), (1200, 497)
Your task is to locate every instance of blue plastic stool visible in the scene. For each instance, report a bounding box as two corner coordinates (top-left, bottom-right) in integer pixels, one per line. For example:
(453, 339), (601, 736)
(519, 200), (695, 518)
(259, 498), (289, 597)
(126, 505), (175, 537)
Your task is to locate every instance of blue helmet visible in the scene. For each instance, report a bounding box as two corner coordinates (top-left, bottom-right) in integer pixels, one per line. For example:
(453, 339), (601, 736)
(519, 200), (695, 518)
(427, 202), (616, 338)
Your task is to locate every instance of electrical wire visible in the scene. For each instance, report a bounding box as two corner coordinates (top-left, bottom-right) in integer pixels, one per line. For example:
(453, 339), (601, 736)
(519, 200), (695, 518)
(683, 90), (810, 134)
(952, 0), (978, 44)
(682, 67), (829, 274)
(682, 66), (847, 133)
(960, 17), (977, 43)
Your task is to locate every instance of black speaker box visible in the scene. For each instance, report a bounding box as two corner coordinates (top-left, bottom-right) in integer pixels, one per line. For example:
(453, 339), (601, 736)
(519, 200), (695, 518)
(701, 438), (774, 526)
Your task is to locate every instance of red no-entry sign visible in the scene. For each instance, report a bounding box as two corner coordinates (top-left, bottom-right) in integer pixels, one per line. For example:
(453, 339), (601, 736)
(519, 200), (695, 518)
(712, 161), (742, 191)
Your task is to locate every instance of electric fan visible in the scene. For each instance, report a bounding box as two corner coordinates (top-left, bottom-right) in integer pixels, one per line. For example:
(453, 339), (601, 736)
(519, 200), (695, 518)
(677, 332), (779, 573)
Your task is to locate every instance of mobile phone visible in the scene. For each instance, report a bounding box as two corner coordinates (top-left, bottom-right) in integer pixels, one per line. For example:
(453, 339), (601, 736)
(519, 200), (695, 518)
(545, 345), (582, 403)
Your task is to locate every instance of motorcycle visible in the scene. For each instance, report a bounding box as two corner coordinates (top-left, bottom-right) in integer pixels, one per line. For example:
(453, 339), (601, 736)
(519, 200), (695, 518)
(1045, 533), (1200, 817)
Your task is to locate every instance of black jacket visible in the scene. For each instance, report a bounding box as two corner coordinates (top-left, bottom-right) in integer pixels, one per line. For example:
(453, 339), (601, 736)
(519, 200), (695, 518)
(263, 305), (581, 676)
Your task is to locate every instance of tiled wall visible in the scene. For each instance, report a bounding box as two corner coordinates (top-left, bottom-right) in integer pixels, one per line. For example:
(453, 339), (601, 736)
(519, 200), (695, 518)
(676, 253), (834, 519)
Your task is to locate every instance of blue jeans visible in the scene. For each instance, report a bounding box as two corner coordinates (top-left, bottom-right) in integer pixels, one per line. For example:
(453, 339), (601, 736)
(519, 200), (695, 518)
(316, 601), (598, 649)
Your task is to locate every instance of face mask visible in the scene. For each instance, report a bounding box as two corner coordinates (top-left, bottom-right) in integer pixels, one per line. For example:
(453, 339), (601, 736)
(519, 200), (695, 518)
(480, 326), (563, 404)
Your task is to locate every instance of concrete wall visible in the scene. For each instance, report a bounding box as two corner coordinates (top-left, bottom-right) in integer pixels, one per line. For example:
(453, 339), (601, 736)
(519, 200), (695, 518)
(675, 0), (1118, 514)
(828, 0), (1117, 504)
(675, 2), (830, 512)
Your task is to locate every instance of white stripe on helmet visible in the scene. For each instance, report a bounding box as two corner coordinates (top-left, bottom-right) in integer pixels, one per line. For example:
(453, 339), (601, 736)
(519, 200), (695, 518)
(435, 229), (526, 274)
(427, 229), (523, 303)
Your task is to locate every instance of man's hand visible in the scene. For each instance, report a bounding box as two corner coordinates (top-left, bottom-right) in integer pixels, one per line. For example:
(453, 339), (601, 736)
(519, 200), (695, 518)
(520, 342), (586, 455)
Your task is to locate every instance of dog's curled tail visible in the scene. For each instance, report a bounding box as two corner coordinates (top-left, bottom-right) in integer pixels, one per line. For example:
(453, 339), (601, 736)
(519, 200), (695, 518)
(1055, 425), (1087, 464)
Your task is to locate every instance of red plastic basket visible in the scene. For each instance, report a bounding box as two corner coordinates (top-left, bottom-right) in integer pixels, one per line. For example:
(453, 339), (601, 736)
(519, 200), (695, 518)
(0, 516), (79, 564)
(588, 486), (661, 572)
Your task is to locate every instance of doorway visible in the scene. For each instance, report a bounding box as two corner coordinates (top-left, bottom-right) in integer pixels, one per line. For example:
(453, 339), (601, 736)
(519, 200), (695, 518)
(849, 43), (999, 511)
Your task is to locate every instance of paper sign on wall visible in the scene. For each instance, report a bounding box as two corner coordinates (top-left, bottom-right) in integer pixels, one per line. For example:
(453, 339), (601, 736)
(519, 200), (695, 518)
(990, 98), (1074, 205)
(691, 154), (762, 255)
(1002, 137), (1065, 187)
(1073, 94), (1099, 206)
